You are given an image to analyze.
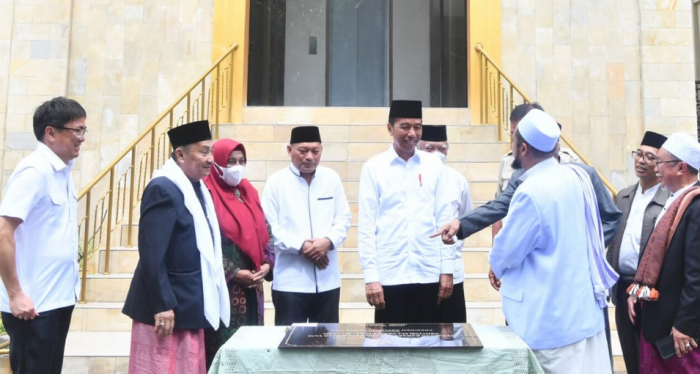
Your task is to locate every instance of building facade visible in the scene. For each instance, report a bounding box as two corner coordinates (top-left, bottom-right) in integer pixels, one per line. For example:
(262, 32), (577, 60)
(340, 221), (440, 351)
(0, 0), (697, 192)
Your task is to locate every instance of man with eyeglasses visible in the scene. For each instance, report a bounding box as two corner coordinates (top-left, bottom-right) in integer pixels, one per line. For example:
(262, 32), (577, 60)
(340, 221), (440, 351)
(606, 131), (668, 374)
(0, 97), (86, 374)
(627, 133), (700, 371)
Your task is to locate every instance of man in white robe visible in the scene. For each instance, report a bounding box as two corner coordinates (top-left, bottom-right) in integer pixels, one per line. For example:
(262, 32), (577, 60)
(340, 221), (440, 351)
(488, 110), (615, 374)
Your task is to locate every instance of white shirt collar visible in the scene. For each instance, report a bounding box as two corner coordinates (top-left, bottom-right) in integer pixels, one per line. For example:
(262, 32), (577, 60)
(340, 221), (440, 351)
(637, 182), (660, 197)
(288, 163), (316, 180)
(655, 182), (698, 227)
(36, 142), (72, 171)
(670, 182), (696, 198)
(387, 144), (420, 165)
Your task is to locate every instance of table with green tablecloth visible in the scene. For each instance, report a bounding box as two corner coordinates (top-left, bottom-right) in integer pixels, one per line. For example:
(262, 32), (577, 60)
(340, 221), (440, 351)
(209, 325), (544, 374)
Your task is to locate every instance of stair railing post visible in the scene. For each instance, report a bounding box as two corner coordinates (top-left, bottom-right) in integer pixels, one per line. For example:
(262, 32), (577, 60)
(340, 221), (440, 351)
(215, 65), (221, 140)
(227, 50), (235, 125)
(80, 191), (91, 303)
(127, 148), (136, 248)
(103, 169), (115, 275)
(200, 80), (206, 122)
(150, 128), (156, 178)
(186, 93), (191, 123)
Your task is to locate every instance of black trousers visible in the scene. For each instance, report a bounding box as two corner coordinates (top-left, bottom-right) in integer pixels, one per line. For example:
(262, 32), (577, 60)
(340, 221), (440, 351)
(614, 277), (640, 374)
(439, 282), (467, 323)
(2, 305), (74, 374)
(375, 283), (442, 323)
(272, 288), (340, 326)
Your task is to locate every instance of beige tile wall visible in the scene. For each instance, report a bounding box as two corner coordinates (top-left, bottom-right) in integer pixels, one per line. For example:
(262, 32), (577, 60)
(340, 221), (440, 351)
(1, 0), (697, 195)
(0, 0), (213, 193)
(501, 0), (697, 189)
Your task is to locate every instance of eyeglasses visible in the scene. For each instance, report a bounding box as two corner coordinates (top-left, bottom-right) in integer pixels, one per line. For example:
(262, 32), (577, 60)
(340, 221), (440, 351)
(631, 151), (656, 165)
(52, 126), (88, 140)
(653, 159), (680, 167)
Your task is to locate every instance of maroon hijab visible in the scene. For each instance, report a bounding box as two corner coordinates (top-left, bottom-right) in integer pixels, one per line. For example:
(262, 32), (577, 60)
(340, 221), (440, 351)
(203, 139), (268, 270)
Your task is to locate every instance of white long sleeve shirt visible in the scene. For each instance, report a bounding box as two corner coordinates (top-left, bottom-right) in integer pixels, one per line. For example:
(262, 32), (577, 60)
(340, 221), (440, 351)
(446, 166), (471, 284)
(262, 164), (351, 293)
(358, 146), (455, 286)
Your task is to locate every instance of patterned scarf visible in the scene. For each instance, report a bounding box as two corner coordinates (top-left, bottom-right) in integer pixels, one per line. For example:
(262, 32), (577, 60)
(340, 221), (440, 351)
(628, 186), (700, 300)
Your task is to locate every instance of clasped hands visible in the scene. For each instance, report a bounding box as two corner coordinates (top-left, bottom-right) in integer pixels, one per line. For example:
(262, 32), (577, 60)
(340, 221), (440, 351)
(234, 263), (271, 288)
(301, 237), (332, 269)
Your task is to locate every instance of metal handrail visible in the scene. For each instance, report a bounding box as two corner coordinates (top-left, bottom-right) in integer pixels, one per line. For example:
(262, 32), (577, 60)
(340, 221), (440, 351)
(475, 44), (618, 198)
(75, 44), (238, 302)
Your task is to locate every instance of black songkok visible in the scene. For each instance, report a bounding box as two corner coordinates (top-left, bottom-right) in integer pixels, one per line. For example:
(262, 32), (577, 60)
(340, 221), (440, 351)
(641, 131), (667, 149)
(389, 100), (422, 120)
(167, 120), (212, 148)
(290, 126), (322, 144)
(421, 125), (448, 142)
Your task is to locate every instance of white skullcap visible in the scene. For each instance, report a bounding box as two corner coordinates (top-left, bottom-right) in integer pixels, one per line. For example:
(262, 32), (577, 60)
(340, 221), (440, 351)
(662, 133), (700, 170)
(517, 109), (561, 152)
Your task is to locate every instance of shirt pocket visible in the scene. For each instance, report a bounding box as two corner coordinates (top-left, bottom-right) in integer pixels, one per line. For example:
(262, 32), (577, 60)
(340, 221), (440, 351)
(48, 186), (69, 227)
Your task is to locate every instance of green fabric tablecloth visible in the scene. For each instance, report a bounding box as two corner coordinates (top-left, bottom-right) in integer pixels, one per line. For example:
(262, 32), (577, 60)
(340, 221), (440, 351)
(209, 325), (544, 374)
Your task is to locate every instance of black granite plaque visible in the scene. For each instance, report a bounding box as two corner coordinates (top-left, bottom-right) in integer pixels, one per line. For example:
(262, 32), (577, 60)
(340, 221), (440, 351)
(278, 323), (483, 349)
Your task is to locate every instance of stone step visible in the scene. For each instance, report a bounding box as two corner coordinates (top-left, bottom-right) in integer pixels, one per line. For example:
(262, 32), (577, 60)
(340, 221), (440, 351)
(84, 274), (134, 303)
(68, 300), (619, 332)
(69, 301), (513, 332)
(223, 123), (496, 145)
(70, 303), (132, 333)
(236, 107), (474, 127)
(96, 246), (494, 276)
(211, 135), (508, 161)
(84, 272), (623, 318)
(117, 224), (495, 258)
(97, 248), (139, 274)
(84, 273), (502, 304)
(61, 331), (130, 373)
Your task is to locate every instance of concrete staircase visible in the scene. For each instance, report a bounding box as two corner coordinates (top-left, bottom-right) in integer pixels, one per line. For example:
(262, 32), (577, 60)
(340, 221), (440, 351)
(0, 108), (626, 373)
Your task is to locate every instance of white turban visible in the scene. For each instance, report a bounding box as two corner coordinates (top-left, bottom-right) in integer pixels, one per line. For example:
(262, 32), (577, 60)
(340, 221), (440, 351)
(517, 109), (561, 152)
(662, 133), (700, 170)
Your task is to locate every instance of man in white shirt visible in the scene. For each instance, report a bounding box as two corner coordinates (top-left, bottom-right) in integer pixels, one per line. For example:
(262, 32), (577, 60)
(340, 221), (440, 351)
(358, 100), (455, 323)
(606, 131), (668, 374)
(0, 97), (86, 374)
(418, 124), (471, 322)
(262, 126), (351, 325)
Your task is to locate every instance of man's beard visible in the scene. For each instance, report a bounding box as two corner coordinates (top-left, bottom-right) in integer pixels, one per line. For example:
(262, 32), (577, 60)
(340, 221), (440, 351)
(511, 155), (522, 170)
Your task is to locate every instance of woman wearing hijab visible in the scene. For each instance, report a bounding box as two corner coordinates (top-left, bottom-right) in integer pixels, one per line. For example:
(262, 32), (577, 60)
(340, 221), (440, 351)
(203, 138), (275, 367)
